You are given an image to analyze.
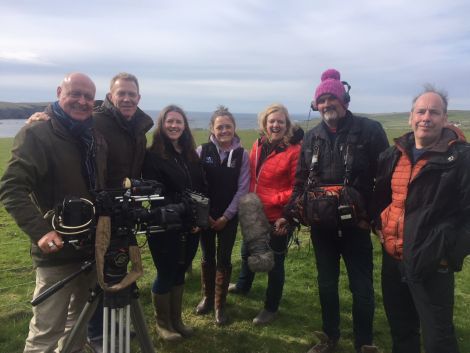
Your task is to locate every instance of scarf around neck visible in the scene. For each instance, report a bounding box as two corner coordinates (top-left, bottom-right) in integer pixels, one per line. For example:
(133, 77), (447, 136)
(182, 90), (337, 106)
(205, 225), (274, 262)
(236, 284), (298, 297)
(103, 96), (137, 133)
(52, 101), (96, 190)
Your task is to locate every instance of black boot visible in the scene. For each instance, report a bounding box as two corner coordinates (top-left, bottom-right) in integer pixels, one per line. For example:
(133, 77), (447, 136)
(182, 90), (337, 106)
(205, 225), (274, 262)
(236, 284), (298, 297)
(195, 261), (216, 315)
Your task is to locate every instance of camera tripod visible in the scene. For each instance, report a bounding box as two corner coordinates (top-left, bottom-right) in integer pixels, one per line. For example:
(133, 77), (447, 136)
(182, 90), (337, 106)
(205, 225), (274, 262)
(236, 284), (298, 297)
(31, 261), (156, 353)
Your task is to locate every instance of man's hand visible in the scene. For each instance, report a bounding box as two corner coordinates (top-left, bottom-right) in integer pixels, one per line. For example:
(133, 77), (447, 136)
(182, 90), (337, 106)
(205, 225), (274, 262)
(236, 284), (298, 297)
(273, 218), (288, 236)
(190, 226), (201, 234)
(211, 216), (228, 231)
(26, 112), (50, 124)
(37, 231), (64, 254)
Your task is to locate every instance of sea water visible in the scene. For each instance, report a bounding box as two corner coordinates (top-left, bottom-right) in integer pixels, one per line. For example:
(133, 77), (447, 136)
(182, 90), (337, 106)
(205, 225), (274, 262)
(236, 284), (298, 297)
(0, 110), (316, 138)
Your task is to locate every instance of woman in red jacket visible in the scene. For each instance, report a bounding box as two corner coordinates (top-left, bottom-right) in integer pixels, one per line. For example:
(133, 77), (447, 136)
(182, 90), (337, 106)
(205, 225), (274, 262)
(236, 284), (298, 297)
(229, 103), (302, 325)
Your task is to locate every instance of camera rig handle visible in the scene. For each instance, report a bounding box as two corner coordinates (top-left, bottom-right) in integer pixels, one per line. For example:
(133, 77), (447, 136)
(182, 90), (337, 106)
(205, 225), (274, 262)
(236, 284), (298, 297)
(31, 261), (94, 306)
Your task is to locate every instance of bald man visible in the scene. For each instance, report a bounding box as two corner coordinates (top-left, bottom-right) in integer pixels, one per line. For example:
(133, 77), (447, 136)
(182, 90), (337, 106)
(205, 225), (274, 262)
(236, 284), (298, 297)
(0, 73), (107, 353)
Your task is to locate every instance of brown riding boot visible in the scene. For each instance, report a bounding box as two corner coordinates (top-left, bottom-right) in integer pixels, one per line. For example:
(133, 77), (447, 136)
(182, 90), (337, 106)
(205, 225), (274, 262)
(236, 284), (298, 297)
(170, 284), (194, 337)
(360, 345), (379, 353)
(195, 261), (216, 315)
(151, 292), (182, 341)
(214, 266), (231, 326)
(306, 331), (338, 353)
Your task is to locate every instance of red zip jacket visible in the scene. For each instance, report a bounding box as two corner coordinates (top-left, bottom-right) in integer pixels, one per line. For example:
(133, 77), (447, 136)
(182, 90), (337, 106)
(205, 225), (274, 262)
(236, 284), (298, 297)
(250, 138), (301, 222)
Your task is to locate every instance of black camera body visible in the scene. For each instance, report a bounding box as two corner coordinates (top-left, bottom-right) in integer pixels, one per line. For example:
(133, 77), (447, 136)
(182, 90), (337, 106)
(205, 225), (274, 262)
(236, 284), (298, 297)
(95, 178), (209, 236)
(183, 190), (210, 229)
(48, 197), (96, 250)
(57, 197), (94, 228)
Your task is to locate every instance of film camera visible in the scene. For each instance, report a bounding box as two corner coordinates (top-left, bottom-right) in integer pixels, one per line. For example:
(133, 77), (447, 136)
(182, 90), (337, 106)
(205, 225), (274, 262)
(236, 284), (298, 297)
(94, 178), (210, 288)
(114, 178), (210, 233)
(46, 178), (209, 292)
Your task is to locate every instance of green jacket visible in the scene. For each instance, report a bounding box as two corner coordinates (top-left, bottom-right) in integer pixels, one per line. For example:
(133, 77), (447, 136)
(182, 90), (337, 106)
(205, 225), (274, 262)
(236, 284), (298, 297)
(0, 109), (107, 267)
(93, 98), (153, 188)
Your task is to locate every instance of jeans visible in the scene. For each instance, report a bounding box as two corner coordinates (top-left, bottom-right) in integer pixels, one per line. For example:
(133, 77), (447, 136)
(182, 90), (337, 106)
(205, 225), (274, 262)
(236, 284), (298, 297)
(235, 228), (290, 313)
(311, 226), (375, 349)
(147, 229), (200, 294)
(382, 250), (459, 353)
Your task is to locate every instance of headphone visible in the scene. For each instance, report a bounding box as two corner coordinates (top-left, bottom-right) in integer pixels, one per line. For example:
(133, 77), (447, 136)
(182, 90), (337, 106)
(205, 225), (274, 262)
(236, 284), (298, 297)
(311, 80), (351, 111)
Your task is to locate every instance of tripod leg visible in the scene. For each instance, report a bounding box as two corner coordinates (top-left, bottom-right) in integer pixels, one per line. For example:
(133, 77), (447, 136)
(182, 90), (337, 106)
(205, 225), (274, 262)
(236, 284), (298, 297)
(119, 307), (124, 353)
(126, 305), (131, 353)
(60, 291), (101, 353)
(111, 309), (116, 353)
(103, 306), (109, 353)
(130, 297), (157, 353)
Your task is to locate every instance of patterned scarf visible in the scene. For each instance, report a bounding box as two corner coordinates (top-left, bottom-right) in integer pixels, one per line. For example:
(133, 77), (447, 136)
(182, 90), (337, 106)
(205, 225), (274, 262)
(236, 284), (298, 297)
(52, 101), (96, 190)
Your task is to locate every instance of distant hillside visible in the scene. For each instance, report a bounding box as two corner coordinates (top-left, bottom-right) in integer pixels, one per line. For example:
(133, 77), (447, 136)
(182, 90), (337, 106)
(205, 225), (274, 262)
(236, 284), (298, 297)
(0, 102), (49, 120)
(0, 102), (469, 128)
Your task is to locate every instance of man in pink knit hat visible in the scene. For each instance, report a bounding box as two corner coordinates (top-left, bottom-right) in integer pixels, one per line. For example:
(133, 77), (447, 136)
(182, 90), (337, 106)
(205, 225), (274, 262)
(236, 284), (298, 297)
(285, 69), (388, 353)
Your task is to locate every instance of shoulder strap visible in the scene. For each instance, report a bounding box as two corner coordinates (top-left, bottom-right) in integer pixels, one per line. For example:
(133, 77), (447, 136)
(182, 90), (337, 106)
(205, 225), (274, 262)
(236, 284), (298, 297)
(343, 117), (363, 185)
(307, 137), (321, 187)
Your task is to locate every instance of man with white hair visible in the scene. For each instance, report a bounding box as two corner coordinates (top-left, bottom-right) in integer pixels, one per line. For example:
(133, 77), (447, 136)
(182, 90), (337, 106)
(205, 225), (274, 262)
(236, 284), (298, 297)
(0, 73), (107, 353)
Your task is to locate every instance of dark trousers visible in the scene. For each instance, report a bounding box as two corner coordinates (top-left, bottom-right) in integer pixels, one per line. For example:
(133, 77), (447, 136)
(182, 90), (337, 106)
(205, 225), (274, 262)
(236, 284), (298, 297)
(87, 295), (103, 340)
(235, 229), (290, 313)
(147, 230), (200, 294)
(311, 227), (375, 349)
(382, 250), (459, 353)
(200, 216), (238, 269)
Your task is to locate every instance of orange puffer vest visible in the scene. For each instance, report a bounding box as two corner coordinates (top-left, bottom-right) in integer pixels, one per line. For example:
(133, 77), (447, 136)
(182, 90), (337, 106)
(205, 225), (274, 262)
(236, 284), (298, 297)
(380, 149), (428, 259)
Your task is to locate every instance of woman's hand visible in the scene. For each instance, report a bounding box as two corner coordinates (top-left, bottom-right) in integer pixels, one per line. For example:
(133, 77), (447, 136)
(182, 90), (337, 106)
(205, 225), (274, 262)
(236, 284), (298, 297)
(273, 218), (288, 236)
(211, 216), (228, 231)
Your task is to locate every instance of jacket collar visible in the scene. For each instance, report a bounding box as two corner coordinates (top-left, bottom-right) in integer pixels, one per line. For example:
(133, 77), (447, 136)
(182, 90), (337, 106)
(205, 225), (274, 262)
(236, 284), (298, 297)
(98, 97), (153, 135)
(209, 134), (241, 152)
(395, 126), (465, 165)
(45, 104), (80, 140)
(258, 135), (288, 154)
(395, 126), (465, 154)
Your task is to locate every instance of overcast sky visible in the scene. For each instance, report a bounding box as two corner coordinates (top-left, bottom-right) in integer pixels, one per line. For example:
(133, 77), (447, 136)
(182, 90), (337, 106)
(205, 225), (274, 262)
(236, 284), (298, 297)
(1, 0), (469, 114)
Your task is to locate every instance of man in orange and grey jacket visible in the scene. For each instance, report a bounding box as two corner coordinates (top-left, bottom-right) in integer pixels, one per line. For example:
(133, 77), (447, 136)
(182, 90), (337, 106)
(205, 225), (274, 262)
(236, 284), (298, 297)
(373, 85), (470, 353)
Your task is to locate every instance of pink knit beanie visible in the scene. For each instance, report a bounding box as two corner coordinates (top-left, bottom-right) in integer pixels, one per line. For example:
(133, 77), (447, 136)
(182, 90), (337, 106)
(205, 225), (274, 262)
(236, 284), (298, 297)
(314, 69), (349, 108)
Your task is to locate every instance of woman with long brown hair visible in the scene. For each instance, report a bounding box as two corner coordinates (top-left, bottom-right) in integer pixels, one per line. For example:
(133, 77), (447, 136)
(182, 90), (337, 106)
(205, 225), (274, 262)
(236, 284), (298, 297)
(142, 105), (206, 341)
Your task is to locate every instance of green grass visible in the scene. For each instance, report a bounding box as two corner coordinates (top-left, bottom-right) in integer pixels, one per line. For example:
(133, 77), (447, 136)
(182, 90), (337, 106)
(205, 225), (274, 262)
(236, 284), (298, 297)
(1, 116), (470, 352)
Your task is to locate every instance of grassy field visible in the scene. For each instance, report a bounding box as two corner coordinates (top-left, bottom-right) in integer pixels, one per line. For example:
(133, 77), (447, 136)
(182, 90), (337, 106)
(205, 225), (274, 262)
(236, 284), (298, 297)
(1, 114), (470, 353)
